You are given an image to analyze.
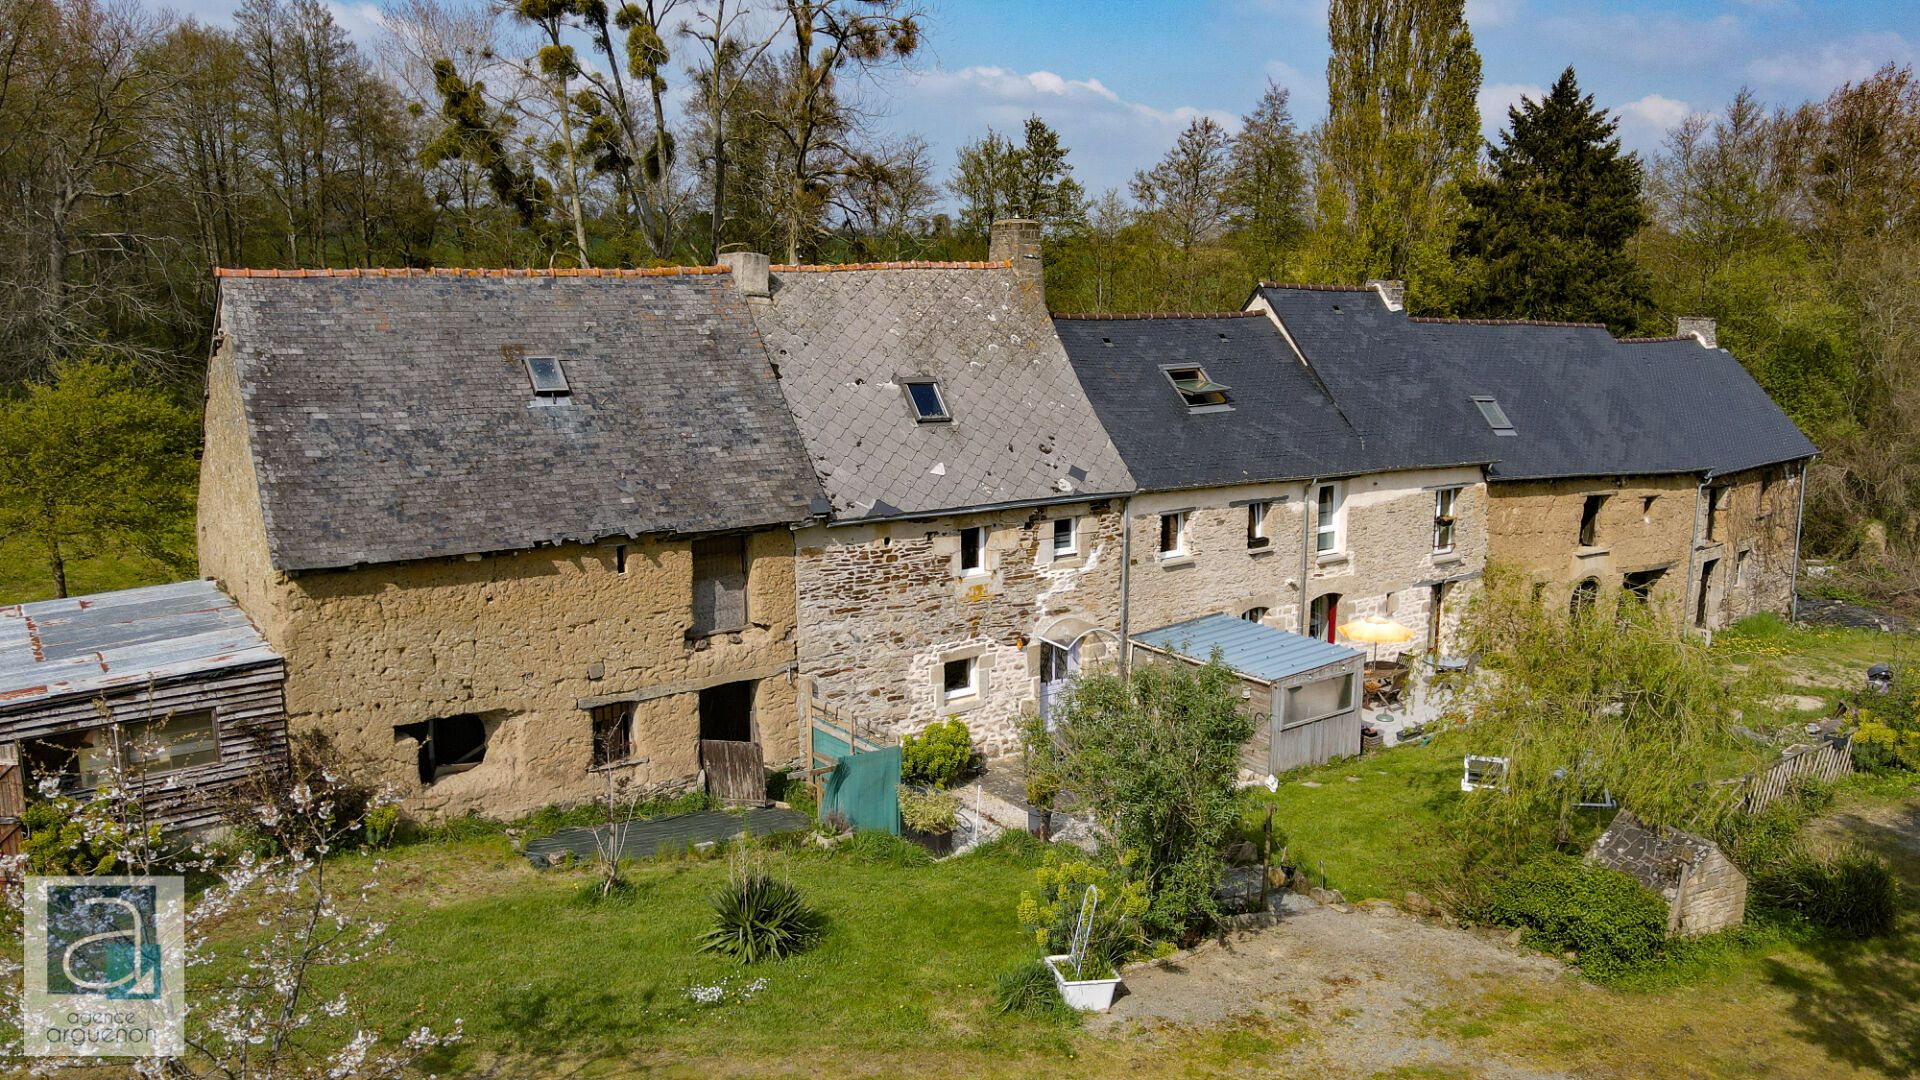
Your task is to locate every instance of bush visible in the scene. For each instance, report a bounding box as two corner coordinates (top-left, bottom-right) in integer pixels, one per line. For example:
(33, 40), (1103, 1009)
(992, 958), (1074, 1021)
(697, 872), (825, 963)
(23, 795), (162, 875)
(1483, 853), (1672, 981)
(901, 717), (973, 788)
(1756, 846), (1900, 938)
(898, 785), (958, 834)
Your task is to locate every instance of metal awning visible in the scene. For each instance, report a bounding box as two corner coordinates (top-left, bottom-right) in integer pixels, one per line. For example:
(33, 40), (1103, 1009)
(1131, 613), (1362, 685)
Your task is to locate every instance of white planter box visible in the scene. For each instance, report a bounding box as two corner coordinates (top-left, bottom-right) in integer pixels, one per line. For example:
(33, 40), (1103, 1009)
(1046, 954), (1121, 1012)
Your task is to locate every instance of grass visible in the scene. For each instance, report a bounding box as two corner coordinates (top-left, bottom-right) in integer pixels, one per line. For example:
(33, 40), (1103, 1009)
(0, 535), (182, 605)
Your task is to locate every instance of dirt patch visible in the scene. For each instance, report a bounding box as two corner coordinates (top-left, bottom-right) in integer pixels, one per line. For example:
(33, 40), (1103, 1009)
(1094, 895), (1579, 1078)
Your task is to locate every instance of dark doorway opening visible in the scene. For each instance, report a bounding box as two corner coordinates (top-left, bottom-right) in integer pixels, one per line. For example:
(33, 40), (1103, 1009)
(698, 681), (755, 742)
(1696, 559), (1720, 627)
(1624, 568), (1666, 605)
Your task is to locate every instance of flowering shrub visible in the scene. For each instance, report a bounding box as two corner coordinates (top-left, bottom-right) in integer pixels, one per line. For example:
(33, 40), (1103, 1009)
(1016, 848), (1148, 974)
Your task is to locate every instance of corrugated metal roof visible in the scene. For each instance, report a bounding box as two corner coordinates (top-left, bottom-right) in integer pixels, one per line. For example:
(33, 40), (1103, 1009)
(1132, 613), (1361, 684)
(0, 580), (279, 709)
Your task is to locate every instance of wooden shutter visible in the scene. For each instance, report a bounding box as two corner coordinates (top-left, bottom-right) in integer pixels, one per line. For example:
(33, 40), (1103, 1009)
(691, 536), (748, 636)
(0, 744), (24, 857)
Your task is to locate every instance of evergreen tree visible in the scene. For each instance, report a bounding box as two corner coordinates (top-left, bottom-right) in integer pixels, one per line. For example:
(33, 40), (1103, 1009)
(1309, 0), (1482, 289)
(1227, 81), (1310, 281)
(1453, 67), (1651, 329)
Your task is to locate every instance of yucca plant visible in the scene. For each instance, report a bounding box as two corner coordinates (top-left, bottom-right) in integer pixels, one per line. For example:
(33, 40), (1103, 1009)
(698, 872), (825, 963)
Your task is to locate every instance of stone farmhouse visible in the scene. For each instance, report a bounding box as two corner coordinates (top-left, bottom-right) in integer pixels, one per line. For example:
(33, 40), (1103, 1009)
(1249, 283), (1817, 629)
(165, 220), (1816, 819)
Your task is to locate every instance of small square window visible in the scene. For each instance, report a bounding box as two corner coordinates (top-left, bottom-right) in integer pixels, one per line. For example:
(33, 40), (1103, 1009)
(904, 380), (950, 423)
(590, 703), (633, 767)
(1052, 518), (1078, 557)
(1472, 395), (1514, 434)
(1159, 512), (1188, 557)
(960, 526), (986, 575)
(942, 657), (978, 702)
(1247, 501), (1271, 549)
(526, 355), (570, 396)
(1164, 366), (1231, 409)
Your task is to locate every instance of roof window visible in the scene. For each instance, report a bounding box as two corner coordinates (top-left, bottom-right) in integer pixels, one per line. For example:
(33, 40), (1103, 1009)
(1165, 365), (1231, 410)
(904, 379), (950, 423)
(1472, 395), (1515, 435)
(525, 355), (570, 397)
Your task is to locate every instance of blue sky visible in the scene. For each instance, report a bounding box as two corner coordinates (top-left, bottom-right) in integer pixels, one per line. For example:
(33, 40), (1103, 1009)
(152, 0), (1917, 198)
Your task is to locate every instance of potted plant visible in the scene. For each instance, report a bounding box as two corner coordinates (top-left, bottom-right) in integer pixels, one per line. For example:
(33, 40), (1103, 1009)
(1025, 770), (1059, 840)
(898, 785), (957, 857)
(1044, 951), (1122, 1012)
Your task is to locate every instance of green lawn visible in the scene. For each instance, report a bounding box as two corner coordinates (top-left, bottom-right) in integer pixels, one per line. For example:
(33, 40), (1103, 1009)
(0, 535), (182, 605)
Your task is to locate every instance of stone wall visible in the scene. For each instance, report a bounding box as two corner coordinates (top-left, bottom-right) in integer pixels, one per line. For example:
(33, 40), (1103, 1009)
(1675, 846), (1750, 936)
(794, 500), (1124, 758)
(1126, 467), (1486, 659)
(1486, 465), (1803, 628)
(200, 340), (804, 820)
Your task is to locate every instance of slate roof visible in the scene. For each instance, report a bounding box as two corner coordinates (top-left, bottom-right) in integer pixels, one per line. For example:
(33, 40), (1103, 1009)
(1255, 286), (1817, 481)
(749, 266), (1133, 520)
(1587, 809), (1731, 894)
(0, 581), (279, 711)
(218, 271), (825, 571)
(1132, 613), (1362, 684)
(1055, 313), (1490, 492)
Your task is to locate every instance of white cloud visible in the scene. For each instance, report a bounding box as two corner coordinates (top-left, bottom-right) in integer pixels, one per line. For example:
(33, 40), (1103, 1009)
(325, 1), (390, 42)
(1747, 31), (1915, 96)
(1615, 93), (1696, 154)
(1466, 0), (1524, 28)
(1538, 10), (1745, 69)
(1478, 81), (1543, 142)
(893, 65), (1239, 197)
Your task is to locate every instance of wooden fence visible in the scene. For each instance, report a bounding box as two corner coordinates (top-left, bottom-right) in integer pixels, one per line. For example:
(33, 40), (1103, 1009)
(1743, 736), (1854, 814)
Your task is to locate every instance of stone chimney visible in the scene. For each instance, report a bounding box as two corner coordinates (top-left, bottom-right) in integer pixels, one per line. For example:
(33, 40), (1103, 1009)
(719, 251), (770, 299)
(989, 218), (1044, 305)
(1366, 278), (1406, 311)
(1678, 316), (1717, 348)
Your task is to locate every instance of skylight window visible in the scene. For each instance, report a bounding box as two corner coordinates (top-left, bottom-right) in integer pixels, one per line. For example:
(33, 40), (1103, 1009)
(1164, 365), (1231, 410)
(1472, 395), (1515, 435)
(525, 355), (570, 397)
(904, 379), (950, 423)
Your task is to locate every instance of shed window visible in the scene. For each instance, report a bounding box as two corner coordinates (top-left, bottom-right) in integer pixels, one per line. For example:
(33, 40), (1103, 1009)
(25, 711), (220, 793)
(1159, 512), (1188, 557)
(1472, 396), (1514, 434)
(1247, 501), (1271, 549)
(1578, 494), (1607, 547)
(1433, 487), (1458, 554)
(1052, 517), (1078, 557)
(397, 714), (488, 785)
(1315, 483), (1343, 554)
(691, 535), (749, 636)
(1287, 674), (1354, 724)
(904, 380), (950, 422)
(941, 657), (978, 703)
(525, 355), (570, 397)
(590, 703), (633, 767)
(1164, 366), (1231, 409)
(959, 527), (986, 575)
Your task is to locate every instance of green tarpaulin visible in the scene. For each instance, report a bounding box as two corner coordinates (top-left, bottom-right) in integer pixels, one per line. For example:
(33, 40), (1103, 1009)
(821, 745), (902, 835)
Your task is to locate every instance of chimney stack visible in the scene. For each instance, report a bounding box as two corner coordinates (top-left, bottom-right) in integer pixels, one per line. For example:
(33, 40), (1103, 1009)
(1677, 316), (1716, 348)
(1365, 279), (1406, 312)
(719, 251), (770, 299)
(989, 218), (1044, 305)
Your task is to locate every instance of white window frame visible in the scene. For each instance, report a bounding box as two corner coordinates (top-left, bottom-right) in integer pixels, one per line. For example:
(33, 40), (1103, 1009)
(1315, 483), (1343, 556)
(940, 656), (979, 704)
(1247, 501), (1271, 549)
(1159, 511), (1189, 559)
(1433, 487), (1459, 555)
(1052, 517), (1078, 558)
(959, 526), (986, 577)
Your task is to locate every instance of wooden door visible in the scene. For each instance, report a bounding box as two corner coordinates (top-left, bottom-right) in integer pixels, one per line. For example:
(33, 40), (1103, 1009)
(701, 740), (766, 804)
(0, 743), (23, 857)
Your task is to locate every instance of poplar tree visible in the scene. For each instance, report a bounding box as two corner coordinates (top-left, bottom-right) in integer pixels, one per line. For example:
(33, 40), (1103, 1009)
(1453, 67), (1651, 330)
(1309, 0), (1482, 287)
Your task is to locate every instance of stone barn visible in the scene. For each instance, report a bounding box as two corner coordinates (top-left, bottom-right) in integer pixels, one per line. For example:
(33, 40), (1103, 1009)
(1587, 810), (1748, 936)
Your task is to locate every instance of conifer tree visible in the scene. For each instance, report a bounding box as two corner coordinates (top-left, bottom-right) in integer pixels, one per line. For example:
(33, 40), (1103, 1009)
(1453, 67), (1651, 330)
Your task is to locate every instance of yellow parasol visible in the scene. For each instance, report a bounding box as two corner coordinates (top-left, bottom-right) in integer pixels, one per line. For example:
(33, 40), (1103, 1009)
(1337, 614), (1414, 663)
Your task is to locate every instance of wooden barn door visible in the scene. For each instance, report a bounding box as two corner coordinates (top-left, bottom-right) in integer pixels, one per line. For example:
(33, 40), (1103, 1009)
(0, 744), (24, 857)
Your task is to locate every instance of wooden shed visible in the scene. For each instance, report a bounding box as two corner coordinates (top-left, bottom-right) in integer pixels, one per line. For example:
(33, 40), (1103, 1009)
(0, 580), (288, 836)
(1131, 613), (1365, 776)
